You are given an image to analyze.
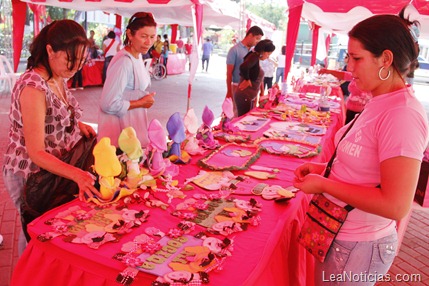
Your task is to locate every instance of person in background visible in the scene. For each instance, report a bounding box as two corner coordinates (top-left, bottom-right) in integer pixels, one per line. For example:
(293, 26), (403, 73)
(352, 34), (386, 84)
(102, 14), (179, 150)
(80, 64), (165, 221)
(102, 31), (121, 84)
(319, 67), (372, 124)
(162, 34), (170, 76)
(294, 14), (428, 285)
(275, 45), (286, 84)
(339, 53), (351, 99)
(70, 68), (84, 91)
(226, 26), (264, 114)
(152, 34), (163, 59)
(233, 39), (275, 116)
(2, 19), (101, 253)
(201, 38), (213, 72)
(176, 36), (184, 53)
(184, 38), (193, 71)
(88, 30), (99, 59)
(260, 56), (277, 92)
(98, 12), (156, 147)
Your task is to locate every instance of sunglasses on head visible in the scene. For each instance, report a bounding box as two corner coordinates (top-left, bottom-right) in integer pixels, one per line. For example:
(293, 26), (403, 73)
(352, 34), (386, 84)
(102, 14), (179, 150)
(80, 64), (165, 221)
(129, 12), (154, 25)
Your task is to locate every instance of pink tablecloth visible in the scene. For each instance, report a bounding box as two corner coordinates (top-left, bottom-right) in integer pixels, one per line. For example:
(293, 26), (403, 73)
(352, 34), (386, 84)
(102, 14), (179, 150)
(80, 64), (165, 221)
(166, 53), (186, 75)
(11, 109), (344, 286)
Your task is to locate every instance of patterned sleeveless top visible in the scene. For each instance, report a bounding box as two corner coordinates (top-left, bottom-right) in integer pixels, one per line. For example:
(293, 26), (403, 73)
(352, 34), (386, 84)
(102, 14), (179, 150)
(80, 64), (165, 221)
(3, 69), (83, 179)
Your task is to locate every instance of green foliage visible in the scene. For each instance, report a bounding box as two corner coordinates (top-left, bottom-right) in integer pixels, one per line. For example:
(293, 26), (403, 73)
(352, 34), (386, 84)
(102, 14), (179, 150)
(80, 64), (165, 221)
(246, 2), (287, 30)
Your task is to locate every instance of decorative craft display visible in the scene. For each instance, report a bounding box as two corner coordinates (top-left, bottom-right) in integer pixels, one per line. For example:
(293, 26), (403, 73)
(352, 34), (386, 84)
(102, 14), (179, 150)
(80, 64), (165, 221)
(196, 106), (219, 149)
(252, 184), (297, 201)
(269, 121), (327, 136)
(219, 98), (238, 132)
(182, 108), (205, 155)
(147, 119), (179, 178)
(233, 115), (270, 132)
(198, 143), (261, 171)
(255, 137), (320, 158)
(213, 131), (251, 143)
(262, 128), (322, 145)
(166, 112), (191, 164)
(36, 204), (149, 248)
(185, 170), (256, 195)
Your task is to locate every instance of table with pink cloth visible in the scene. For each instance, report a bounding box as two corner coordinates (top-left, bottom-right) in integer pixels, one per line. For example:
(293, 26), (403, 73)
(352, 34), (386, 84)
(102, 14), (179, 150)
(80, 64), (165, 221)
(11, 106), (344, 286)
(166, 53), (186, 75)
(299, 82), (343, 98)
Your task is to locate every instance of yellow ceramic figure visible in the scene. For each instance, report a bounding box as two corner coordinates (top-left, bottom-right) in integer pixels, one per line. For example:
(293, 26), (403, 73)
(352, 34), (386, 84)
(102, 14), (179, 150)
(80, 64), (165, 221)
(93, 137), (122, 200)
(118, 127), (145, 188)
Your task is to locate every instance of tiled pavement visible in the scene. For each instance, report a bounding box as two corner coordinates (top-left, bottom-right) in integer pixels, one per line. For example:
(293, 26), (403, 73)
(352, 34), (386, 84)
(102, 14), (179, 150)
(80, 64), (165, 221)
(1, 62), (429, 285)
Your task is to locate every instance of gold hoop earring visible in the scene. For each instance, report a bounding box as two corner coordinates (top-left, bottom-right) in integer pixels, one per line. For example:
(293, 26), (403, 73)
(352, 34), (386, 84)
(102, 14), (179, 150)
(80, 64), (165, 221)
(378, 66), (391, 81)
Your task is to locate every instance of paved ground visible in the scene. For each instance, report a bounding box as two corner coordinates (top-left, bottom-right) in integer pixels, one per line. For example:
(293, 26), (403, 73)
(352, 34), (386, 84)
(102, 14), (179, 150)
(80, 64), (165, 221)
(1, 57), (429, 285)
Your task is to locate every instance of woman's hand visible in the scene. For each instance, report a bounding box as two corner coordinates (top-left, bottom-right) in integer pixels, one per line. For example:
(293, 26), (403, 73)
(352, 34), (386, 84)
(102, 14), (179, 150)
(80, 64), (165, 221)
(78, 122), (96, 138)
(293, 173), (326, 194)
(139, 92), (156, 108)
(239, 80), (252, 91)
(73, 168), (103, 201)
(294, 162), (326, 181)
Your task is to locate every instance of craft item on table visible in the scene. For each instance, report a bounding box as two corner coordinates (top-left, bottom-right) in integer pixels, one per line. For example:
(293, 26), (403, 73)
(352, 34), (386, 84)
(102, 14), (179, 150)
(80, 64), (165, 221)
(270, 121), (327, 136)
(198, 143), (261, 171)
(167, 112), (191, 164)
(262, 128), (322, 145)
(118, 127), (147, 189)
(244, 171), (276, 180)
(252, 185), (296, 201)
(214, 198), (262, 227)
(219, 97), (238, 132)
(255, 137), (320, 158)
(182, 108), (205, 155)
(123, 235), (225, 277)
(196, 106), (219, 150)
(90, 137), (139, 205)
(233, 115), (270, 132)
(142, 192), (169, 210)
(152, 271), (209, 286)
(209, 221), (245, 236)
(37, 205), (149, 248)
(250, 165), (280, 173)
(213, 131), (251, 143)
(186, 170), (255, 195)
(147, 119), (179, 178)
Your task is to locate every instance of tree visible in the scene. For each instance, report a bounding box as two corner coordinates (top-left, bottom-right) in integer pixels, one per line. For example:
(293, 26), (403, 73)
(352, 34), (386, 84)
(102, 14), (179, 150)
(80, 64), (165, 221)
(246, 2), (287, 30)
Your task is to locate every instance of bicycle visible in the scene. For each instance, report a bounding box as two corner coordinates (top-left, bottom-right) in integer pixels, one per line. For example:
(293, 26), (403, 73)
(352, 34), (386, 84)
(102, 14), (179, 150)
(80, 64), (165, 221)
(144, 57), (166, 80)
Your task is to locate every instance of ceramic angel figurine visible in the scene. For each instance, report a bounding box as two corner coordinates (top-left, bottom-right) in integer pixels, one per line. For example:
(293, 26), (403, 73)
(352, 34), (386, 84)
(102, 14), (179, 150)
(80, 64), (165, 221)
(196, 106), (219, 149)
(118, 127), (146, 189)
(92, 137), (122, 201)
(166, 112), (190, 164)
(220, 98), (237, 132)
(182, 108), (204, 155)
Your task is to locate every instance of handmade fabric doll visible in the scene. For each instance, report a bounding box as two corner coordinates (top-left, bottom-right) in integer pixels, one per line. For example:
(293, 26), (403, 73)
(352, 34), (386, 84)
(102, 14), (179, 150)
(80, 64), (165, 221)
(196, 106), (219, 149)
(167, 112), (190, 164)
(182, 108), (204, 155)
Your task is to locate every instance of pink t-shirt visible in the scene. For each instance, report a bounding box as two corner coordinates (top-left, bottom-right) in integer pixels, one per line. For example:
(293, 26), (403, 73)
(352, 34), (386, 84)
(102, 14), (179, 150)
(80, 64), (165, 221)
(326, 86), (428, 241)
(343, 72), (372, 112)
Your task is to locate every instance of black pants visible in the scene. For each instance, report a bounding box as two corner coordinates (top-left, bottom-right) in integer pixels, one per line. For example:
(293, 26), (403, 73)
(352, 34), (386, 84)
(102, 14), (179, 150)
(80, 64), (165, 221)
(71, 70), (83, 88)
(264, 77), (273, 90)
(102, 56), (113, 84)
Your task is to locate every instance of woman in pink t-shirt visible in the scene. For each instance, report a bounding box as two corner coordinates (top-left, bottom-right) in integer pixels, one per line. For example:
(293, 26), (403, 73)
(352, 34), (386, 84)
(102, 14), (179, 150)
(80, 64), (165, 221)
(295, 14), (428, 285)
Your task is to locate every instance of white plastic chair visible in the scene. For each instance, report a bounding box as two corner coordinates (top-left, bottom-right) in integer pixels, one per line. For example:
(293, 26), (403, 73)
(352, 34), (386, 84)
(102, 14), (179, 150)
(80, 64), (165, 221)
(0, 55), (21, 93)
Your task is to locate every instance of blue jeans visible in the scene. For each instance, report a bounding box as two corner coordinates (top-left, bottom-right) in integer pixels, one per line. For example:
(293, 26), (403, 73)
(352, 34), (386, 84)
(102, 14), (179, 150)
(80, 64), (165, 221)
(275, 67), (285, 83)
(315, 233), (398, 286)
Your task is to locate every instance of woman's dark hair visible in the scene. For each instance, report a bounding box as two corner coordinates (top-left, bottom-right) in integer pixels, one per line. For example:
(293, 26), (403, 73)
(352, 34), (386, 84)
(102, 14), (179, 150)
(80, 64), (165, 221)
(27, 20), (89, 80)
(348, 14), (418, 77)
(124, 12), (157, 46)
(107, 31), (116, 39)
(254, 39), (275, 54)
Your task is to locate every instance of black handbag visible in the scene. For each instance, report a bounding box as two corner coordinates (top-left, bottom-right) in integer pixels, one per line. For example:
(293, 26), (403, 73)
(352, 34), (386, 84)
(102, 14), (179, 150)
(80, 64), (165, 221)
(20, 136), (97, 241)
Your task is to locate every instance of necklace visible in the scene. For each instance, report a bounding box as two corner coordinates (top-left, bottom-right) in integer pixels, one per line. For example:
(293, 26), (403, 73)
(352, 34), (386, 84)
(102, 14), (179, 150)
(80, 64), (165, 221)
(49, 78), (69, 106)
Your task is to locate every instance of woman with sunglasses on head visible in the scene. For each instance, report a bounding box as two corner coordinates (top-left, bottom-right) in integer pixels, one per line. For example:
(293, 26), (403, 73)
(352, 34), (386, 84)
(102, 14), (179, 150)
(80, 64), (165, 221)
(294, 14), (428, 285)
(98, 12), (157, 147)
(2, 20), (101, 252)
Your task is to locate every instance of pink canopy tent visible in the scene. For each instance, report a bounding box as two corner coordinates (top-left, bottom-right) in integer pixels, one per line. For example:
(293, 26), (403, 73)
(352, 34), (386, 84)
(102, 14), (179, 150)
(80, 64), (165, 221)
(284, 0), (429, 82)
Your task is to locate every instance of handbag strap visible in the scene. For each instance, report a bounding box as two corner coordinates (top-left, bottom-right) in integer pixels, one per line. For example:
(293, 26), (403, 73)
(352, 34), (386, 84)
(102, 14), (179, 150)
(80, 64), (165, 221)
(323, 113), (361, 178)
(322, 113), (361, 212)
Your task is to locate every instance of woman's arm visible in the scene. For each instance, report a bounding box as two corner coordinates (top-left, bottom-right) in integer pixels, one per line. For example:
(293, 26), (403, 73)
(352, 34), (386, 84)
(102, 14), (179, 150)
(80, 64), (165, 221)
(294, 156), (420, 220)
(20, 87), (102, 200)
